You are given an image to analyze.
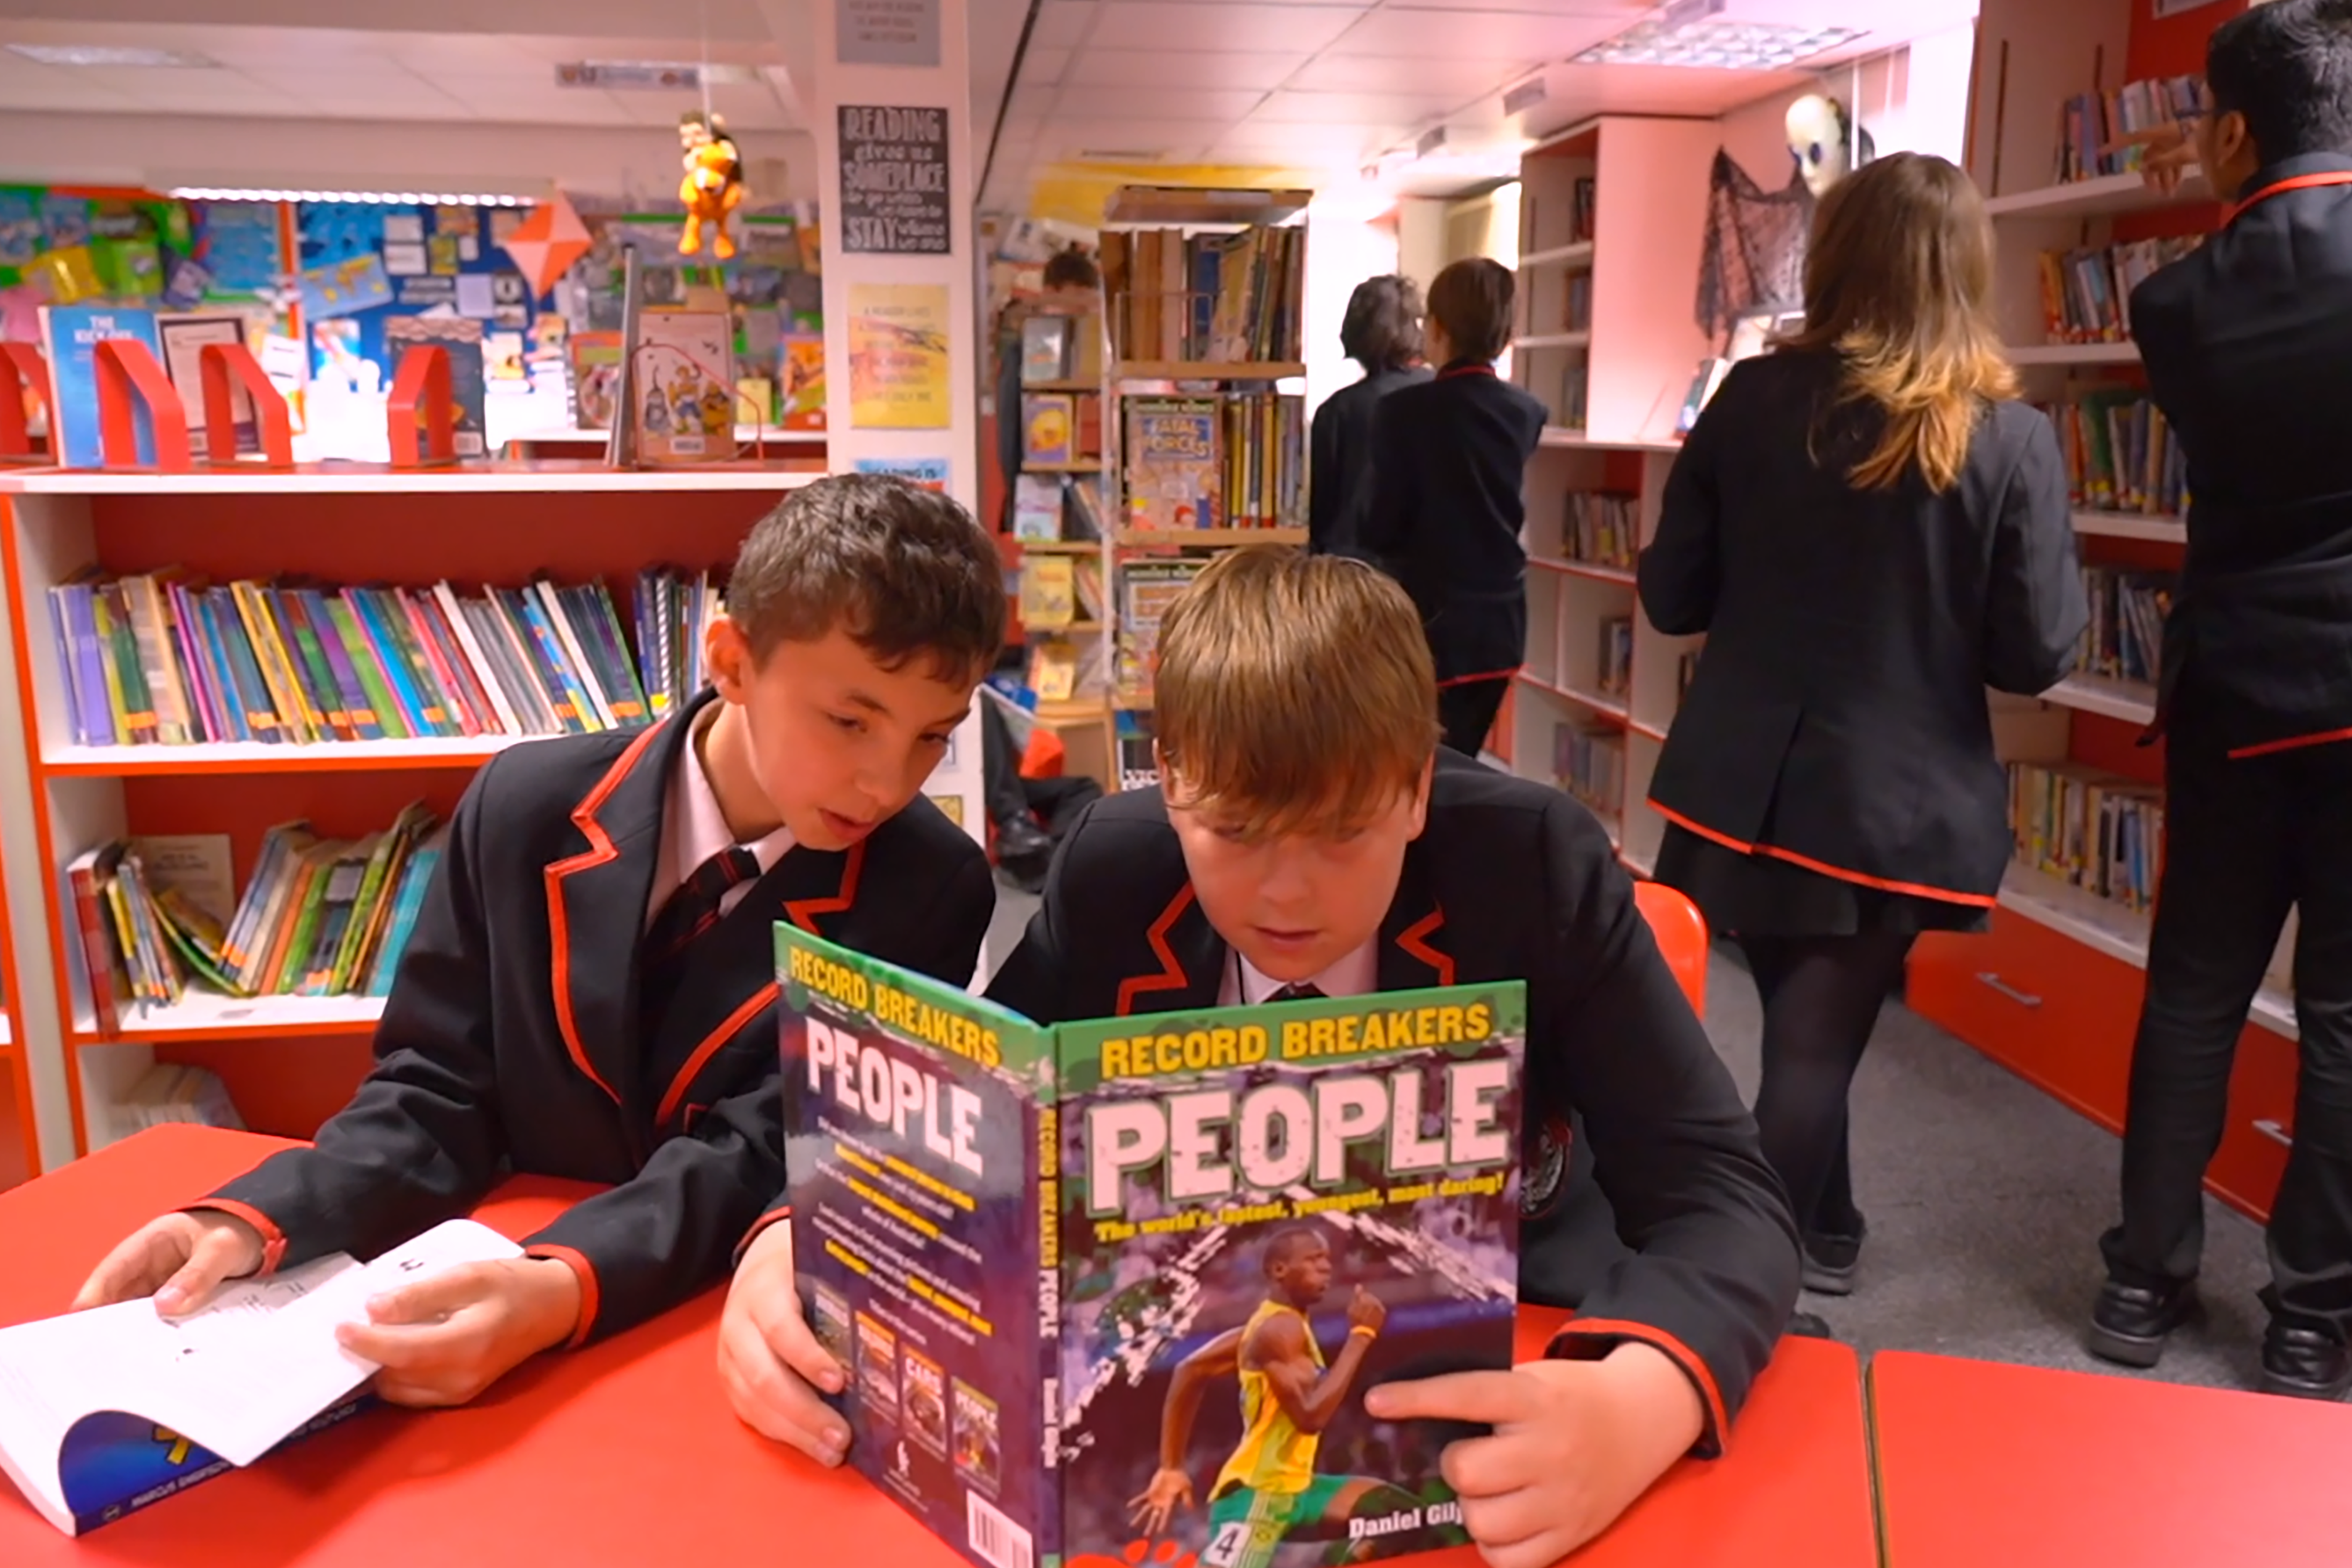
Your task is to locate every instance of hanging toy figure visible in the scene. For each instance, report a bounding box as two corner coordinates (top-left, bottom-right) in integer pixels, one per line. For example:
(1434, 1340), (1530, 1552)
(678, 109), (745, 259)
(1785, 93), (1877, 199)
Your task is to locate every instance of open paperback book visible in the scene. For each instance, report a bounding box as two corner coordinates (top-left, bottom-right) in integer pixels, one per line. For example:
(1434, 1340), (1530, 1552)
(778, 925), (1525, 1568)
(0, 1219), (522, 1536)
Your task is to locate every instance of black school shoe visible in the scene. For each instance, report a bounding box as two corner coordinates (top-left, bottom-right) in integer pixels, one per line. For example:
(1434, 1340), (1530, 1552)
(1801, 1221), (1866, 1296)
(2261, 1322), (2352, 1401)
(1786, 1310), (1835, 1341)
(2085, 1277), (2196, 1368)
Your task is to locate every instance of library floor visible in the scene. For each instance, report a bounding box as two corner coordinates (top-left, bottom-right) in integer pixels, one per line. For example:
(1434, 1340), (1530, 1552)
(982, 885), (2277, 1393)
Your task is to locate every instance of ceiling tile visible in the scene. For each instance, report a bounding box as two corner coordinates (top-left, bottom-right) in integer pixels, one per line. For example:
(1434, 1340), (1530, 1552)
(1065, 47), (1308, 91)
(1021, 46), (1072, 85)
(1217, 116), (1392, 153)
(1030, 1), (1101, 51)
(1049, 85), (1266, 121)
(1247, 89), (1467, 126)
(1282, 52), (1531, 95)
(1383, 0), (1641, 11)
(1324, 9), (1621, 61)
(1087, 3), (1364, 55)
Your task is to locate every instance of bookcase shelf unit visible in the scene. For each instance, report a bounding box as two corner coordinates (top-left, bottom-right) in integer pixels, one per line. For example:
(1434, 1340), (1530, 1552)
(1915, 0), (2297, 1225)
(1098, 188), (1313, 794)
(0, 463), (822, 1160)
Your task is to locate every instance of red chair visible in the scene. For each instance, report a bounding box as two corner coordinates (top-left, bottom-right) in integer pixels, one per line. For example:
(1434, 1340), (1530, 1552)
(1634, 879), (1709, 1016)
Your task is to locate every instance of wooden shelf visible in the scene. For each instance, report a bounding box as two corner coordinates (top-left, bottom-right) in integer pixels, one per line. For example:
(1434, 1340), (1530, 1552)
(1537, 427), (1683, 453)
(0, 459), (825, 495)
(1630, 718), (1670, 743)
(1517, 332), (1591, 351)
(1008, 537), (1105, 554)
(1116, 527), (1308, 550)
(1020, 378), (1100, 394)
(1529, 556), (1635, 585)
(1114, 361), (1305, 383)
(2044, 673), (2157, 725)
(1983, 168), (2209, 219)
(75, 989), (386, 1044)
(2007, 340), (2141, 366)
(1026, 621), (1105, 637)
(1519, 241), (1596, 270)
(1025, 460), (1103, 474)
(1032, 699), (1111, 725)
(42, 735), (535, 777)
(2073, 510), (2184, 544)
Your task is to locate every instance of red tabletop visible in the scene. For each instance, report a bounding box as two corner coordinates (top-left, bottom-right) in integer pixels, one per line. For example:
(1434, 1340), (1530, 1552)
(1871, 1348), (2352, 1567)
(0, 1127), (1874, 1566)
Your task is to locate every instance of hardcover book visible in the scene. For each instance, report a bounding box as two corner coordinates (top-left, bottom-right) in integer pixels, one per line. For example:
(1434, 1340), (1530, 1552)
(779, 925), (1525, 1568)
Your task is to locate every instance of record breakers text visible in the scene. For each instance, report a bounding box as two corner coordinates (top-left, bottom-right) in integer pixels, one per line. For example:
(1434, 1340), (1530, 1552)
(789, 945), (1004, 1068)
(1099, 999), (1494, 1081)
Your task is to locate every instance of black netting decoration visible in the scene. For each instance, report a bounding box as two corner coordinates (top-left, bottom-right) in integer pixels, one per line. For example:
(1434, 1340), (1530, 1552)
(1695, 148), (1813, 344)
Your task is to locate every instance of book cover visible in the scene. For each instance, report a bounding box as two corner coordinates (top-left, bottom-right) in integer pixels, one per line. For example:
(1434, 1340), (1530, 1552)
(1022, 394), (1075, 466)
(1126, 398), (1221, 532)
(632, 309), (737, 464)
(1021, 315), (1071, 384)
(780, 927), (1524, 1568)
(155, 312), (260, 459)
(382, 316), (488, 459)
(40, 305), (165, 469)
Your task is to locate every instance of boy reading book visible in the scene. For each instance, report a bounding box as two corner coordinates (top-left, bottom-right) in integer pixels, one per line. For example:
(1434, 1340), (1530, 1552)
(74, 474), (1004, 1409)
(726, 546), (1797, 1563)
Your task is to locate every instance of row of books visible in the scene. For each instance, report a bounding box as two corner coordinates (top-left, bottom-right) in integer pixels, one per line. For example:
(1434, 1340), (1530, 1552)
(1123, 395), (1304, 532)
(1113, 558), (1205, 705)
(1553, 274), (1593, 333)
(66, 809), (446, 1032)
(2040, 392), (2188, 517)
(2075, 566), (2171, 686)
(1017, 554), (1105, 632)
(2036, 237), (2201, 343)
(2051, 75), (2208, 185)
(2008, 760), (2162, 914)
(49, 567), (724, 749)
(1556, 722), (1624, 818)
(1553, 364), (1589, 431)
(1099, 226), (1305, 364)
(1010, 472), (1108, 544)
(1565, 491), (1637, 570)
(1596, 615), (1633, 700)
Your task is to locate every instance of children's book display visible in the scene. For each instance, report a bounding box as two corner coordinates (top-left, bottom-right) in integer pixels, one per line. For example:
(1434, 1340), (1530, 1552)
(0, 1220), (521, 1536)
(779, 926), (1525, 1568)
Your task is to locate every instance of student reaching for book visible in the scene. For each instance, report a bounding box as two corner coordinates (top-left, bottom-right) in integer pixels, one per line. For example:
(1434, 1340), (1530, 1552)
(71, 474), (1004, 1409)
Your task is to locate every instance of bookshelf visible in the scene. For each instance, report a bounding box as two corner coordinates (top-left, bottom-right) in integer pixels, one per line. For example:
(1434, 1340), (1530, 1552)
(1098, 187), (1313, 793)
(1918, 0), (2297, 1224)
(0, 462), (834, 1158)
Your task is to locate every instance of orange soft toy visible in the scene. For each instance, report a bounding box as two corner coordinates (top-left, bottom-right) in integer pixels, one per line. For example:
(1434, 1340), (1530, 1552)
(678, 110), (744, 259)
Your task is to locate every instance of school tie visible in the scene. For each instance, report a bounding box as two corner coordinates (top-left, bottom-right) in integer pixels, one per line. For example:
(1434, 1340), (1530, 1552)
(1270, 982), (1326, 1002)
(640, 845), (763, 1043)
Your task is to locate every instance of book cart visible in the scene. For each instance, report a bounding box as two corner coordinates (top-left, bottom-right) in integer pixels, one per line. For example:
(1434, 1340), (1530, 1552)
(1492, 116), (1721, 878)
(1908, 0), (2298, 1222)
(1096, 186), (1312, 791)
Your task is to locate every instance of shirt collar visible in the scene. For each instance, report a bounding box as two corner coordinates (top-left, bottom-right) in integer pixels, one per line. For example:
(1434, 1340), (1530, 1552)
(679, 703), (795, 876)
(1234, 939), (1378, 1004)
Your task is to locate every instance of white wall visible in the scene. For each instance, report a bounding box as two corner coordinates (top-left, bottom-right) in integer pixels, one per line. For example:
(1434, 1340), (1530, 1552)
(1303, 202), (1403, 417)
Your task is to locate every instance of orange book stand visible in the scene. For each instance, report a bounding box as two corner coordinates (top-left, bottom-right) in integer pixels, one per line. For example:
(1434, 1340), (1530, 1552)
(0, 343), (49, 463)
(93, 338), (191, 472)
(386, 344), (459, 469)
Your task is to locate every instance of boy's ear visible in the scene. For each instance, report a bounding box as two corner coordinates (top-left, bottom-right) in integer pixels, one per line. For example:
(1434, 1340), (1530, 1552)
(706, 616), (754, 704)
(1406, 753), (1435, 840)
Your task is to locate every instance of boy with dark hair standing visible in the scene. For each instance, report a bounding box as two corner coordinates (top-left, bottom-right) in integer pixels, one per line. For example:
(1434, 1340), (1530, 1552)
(1358, 257), (1548, 758)
(1308, 273), (1429, 559)
(76, 474), (1004, 1409)
(2088, 0), (2352, 1400)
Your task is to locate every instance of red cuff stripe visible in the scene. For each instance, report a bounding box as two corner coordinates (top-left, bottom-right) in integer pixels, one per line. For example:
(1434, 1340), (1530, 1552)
(1547, 1317), (1730, 1453)
(186, 1198), (288, 1277)
(524, 1244), (600, 1349)
(737, 1206), (792, 1262)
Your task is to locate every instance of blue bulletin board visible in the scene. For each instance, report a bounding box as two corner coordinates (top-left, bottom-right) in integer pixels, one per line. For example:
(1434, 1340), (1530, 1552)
(296, 201), (543, 390)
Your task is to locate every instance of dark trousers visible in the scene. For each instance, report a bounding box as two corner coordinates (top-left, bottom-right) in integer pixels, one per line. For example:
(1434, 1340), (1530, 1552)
(1739, 932), (1917, 1241)
(2102, 726), (2352, 1337)
(1438, 677), (1510, 759)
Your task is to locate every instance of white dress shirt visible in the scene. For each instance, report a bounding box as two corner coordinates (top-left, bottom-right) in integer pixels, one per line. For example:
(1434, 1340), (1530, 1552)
(1216, 937), (1379, 1006)
(646, 704), (796, 932)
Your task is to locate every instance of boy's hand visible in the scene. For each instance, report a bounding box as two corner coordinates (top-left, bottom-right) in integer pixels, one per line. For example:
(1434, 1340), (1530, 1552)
(1365, 1343), (1705, 1568)
(71, 1210), (266, 1317)
(718, 1222), (851, 1464)
(2106, 123), (2199, 195)
(334, 1257), (582, 1407)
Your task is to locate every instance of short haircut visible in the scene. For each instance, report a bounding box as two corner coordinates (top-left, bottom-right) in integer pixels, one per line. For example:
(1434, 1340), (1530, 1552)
(1426, 257), (1515, 363)
(1042, 244), (1100, 291)
(2208, 0), (2352, 165)
(726, 473), (1005, 683)
(1154, 548), (1439, 838)
(1262, 1225), (1326, 1277)
(1339, 274), (1425, 372)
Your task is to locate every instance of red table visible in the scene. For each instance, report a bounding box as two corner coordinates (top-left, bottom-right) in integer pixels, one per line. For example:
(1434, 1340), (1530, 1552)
(1871, 1348), (2352, 1567)
(0, 1127), (1875, 1565)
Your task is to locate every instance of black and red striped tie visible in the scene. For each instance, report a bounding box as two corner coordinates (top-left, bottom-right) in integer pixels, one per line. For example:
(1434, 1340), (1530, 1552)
(640, 845), (762, 1037)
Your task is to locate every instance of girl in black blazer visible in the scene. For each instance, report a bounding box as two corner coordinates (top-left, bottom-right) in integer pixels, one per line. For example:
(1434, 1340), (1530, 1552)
(1639, 152), (2087, 1304)
(1308, 274), (1431, 558)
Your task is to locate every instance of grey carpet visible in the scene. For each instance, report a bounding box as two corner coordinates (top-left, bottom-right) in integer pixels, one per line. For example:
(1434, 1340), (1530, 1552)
(980, 878), (2277, 1393)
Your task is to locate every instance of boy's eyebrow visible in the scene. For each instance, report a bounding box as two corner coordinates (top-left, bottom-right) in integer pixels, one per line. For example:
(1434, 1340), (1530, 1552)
(843, 689), (894, 716)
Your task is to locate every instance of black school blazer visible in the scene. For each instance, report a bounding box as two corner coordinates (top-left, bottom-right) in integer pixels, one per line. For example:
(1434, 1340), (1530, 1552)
(1640, 352), (2087, 904)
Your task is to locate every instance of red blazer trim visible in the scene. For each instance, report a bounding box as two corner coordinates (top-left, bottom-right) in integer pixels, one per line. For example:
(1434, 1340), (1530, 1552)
(184, 1197), (288, 1277)
(784, 840), (868, 934)
(2227, 725), (2352, 760)
(1435, 666), (1520, 689)
(2225, 169), (2352, 227)
(656, 981), (782, 1127)
(1395, 910), (1455, 986)
(545, 720), (671, 1107)
(1648, 801), (1999, 908)
(1116, 885), (1198, 1017)
(524, 1243), (601, 1349)
(1547, 1317), (1730, 1454)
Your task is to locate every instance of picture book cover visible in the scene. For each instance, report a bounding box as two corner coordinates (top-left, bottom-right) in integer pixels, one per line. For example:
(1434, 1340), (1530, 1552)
(631, 308), (738, 464)
(1022, 393), (1075, 466)
(383, 316), (488, 459)
(39, 305), (164, 469)
(1125, 398), (1221, 533)
(779, 925), (1525, 1568)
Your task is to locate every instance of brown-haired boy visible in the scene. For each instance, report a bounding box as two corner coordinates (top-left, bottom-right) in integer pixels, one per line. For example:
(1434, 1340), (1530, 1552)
(987, 548), (1797, 1564)
(1358, 256), (1549, 759)
(75, 473), (1003, 1409)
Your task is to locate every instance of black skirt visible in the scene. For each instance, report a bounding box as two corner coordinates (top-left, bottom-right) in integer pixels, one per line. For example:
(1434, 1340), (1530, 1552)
(1654, 823), (1991, 938)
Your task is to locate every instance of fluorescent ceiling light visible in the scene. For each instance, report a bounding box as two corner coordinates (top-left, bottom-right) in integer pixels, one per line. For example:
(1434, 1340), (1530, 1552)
(554, 60), (758, 90)
(1574, 4), (1868, 70)
(168, 187), (533, 206)
(9, 43), (217, 68)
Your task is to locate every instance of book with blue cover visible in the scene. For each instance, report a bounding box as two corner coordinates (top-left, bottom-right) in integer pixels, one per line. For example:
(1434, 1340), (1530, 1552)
(779, 925), (1524, 1568)
(38, 305), (165, 469)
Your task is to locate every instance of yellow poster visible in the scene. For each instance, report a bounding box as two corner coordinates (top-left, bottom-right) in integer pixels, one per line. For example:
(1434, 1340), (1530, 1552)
(848, 282), (951, 429)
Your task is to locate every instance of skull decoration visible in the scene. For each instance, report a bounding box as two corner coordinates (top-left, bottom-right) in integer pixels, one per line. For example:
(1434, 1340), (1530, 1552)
(1785, 93), (1876, 199)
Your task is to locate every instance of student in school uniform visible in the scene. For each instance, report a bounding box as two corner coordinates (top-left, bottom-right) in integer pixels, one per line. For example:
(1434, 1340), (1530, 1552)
(1307, 273), (1430, 558)
(73, 474), (1004, 1408)
(1356, 257), (1549, 758)
(987, 549), (1795, 1564)
(2086, 0), (2352, 1400)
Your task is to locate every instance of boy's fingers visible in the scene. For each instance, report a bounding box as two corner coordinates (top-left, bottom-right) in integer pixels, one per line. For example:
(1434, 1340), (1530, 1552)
(755, 1297), (847, 1395)
(724, 1333), (849, 1461)
(1363, 1369), (1531, 1426)
(365, 1266), (489, 1326)
(71, 1235), (162, 1311)
(155, 1229), (249, 1317)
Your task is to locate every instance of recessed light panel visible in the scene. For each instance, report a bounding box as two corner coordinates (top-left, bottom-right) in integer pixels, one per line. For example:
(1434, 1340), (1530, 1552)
(9, 43), (218, 68)
(1573, 19), (1869, 70)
